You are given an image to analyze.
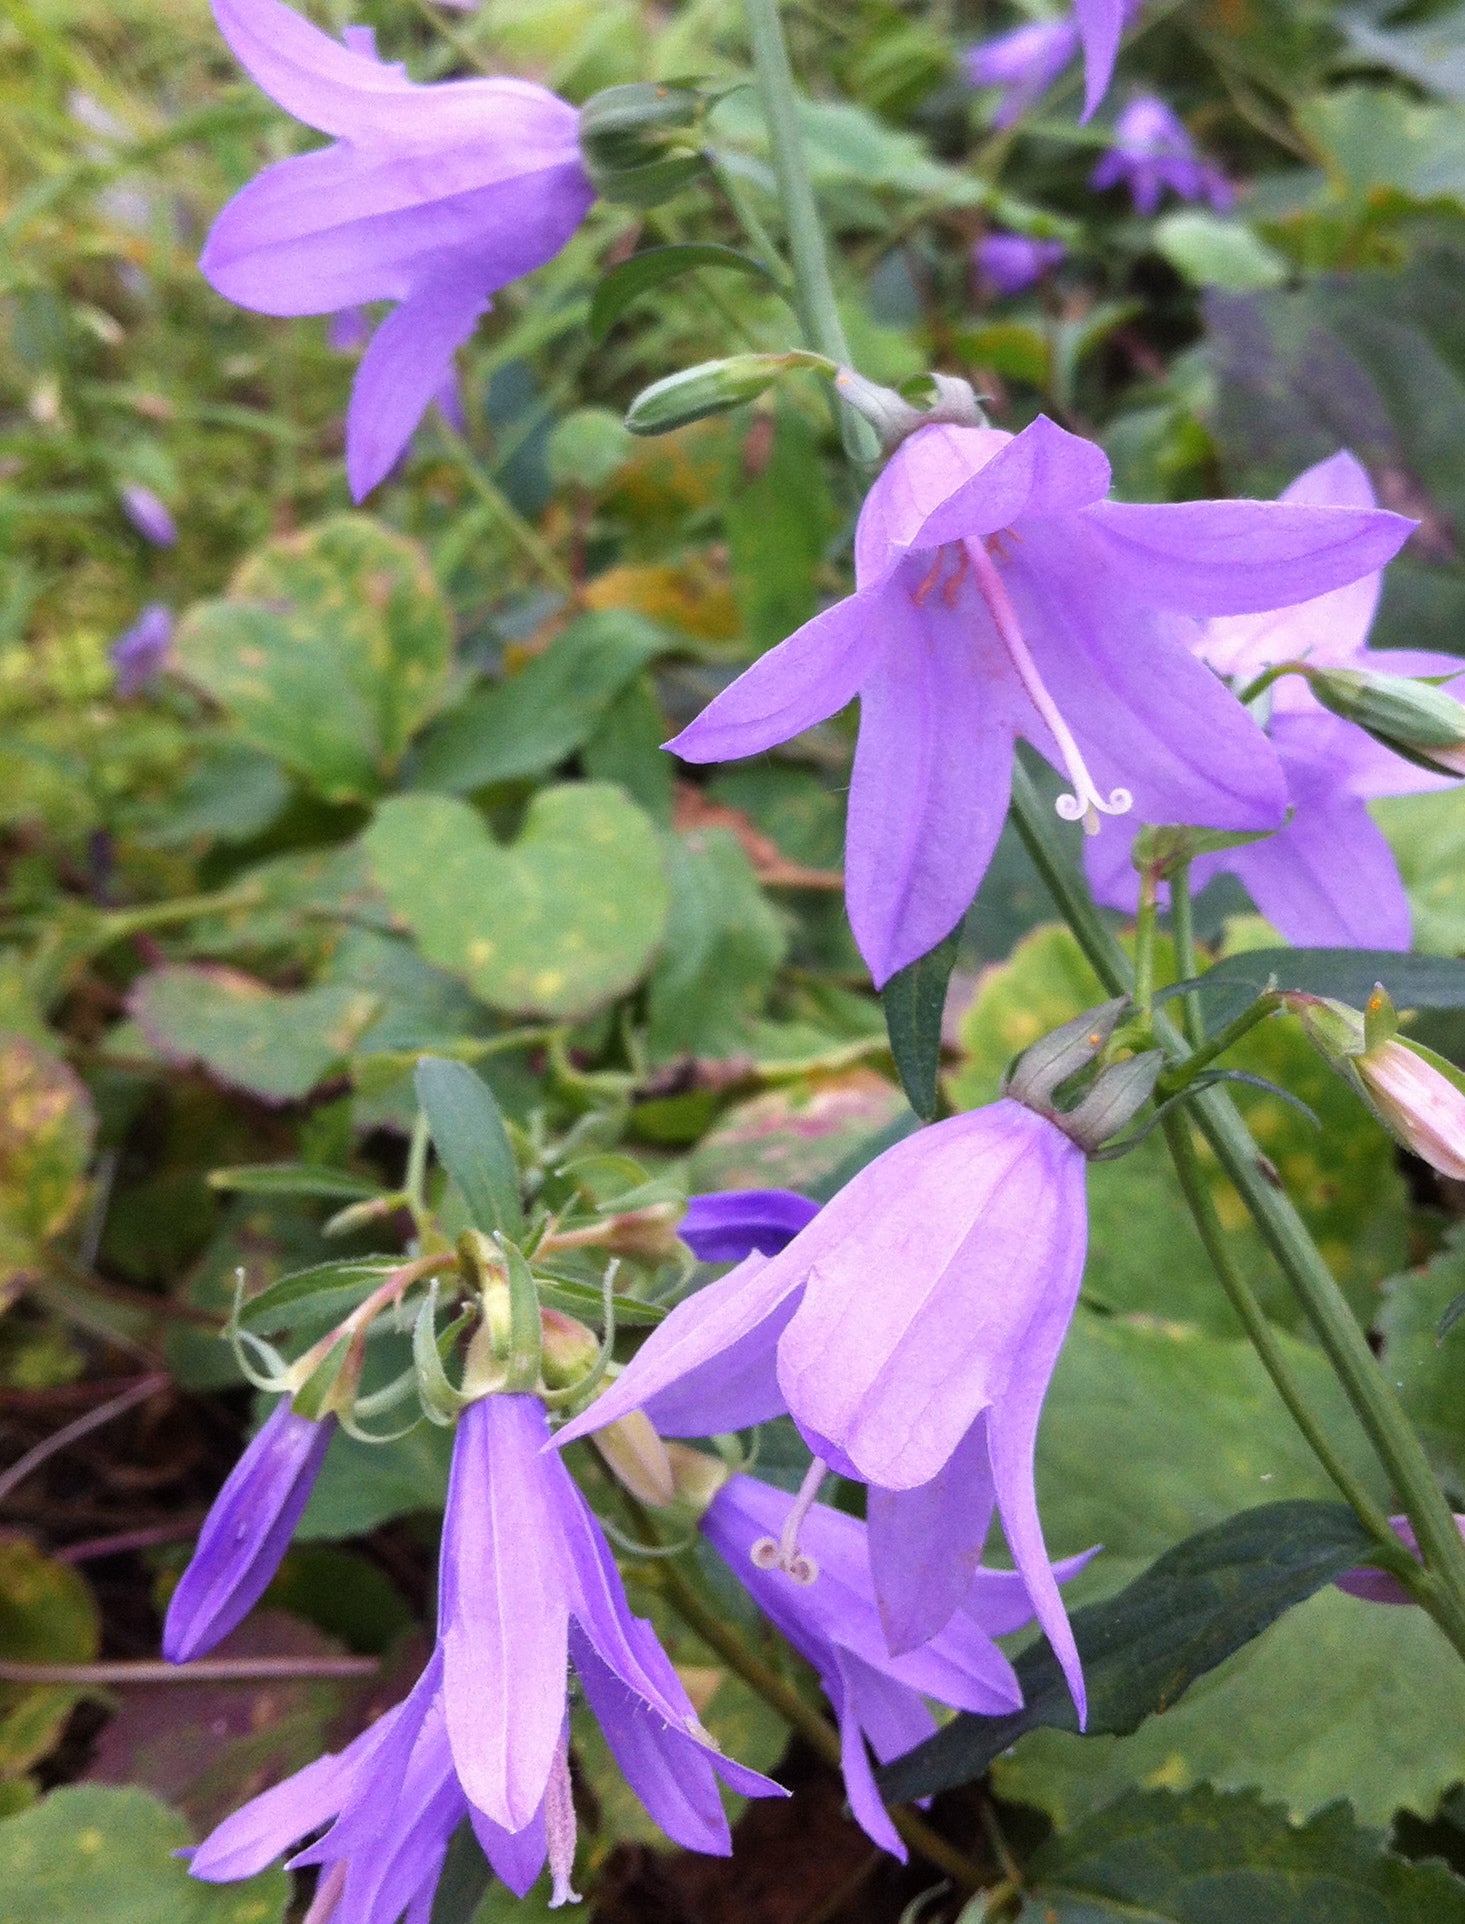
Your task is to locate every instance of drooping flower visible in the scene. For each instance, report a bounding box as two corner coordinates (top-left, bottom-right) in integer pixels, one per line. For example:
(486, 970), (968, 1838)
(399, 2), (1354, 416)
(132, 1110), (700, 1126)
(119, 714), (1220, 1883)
(1084, 452), (1453, 948)
(701, 1471), (1093, 1857)
(189, 1394), (782, 1915)
(964, 0), (1132, 127)
(667, 415), (1411, 984)
(680, 1189), (821, 1263)
(557, 1099), (1096, 1714)
(975, 233), (1066, 297)
(120, 482), (178, 547)
(110, 602), (174, 697)
(1336, 1515), (1465, 1605)
(1090, 95), (1231, 214)
(164, 1398), (334, 1663)
(200, 0), (595, 500)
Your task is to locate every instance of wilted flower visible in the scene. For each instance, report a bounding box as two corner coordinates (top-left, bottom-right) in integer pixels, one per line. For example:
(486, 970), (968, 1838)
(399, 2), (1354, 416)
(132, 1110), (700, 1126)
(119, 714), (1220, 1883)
(110, 602), (174, 697)
(667, 415), (1409, 983)
(200, 0), (595, 499)
(975, 233), (1066, 296)
(702, 1471), (1092, 1857)
(165, 1398), (334, 1663)
(189, 1394), (782, 1913)
(1085, 453), (1446, 948)
(558, 1098), (1096, 1715)
(965, 0), (1132, 126)
(1090, 95), (1231, 213)
(680, 1189), (820, 1262)
(1337, 1515), (1465, 1605)
(119, 482), (178, 547)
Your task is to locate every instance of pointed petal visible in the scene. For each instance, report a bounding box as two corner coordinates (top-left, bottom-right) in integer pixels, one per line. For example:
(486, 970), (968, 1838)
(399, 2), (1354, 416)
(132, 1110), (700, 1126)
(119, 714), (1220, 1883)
(1282, 449), (1377, 511)
(187, 1740), (364, 1881)
(551, 1255), (800, 1449)
(666, 590), (884, 765)
(844, 587), (1016, 986)
(472, 1802), (547, 1898)
(828, 1653), (907, 1858)
(865, 1420), (996, 1653)
(441, 1397), (570, 1832)
(1072, 0), (1125, 119)
(842, 1650), (938, 1766)
(347, 271), (490, 499)
(680, 1188), (820, 1262)
(960, 1548), (1098, 1638)
(210, 0), (413, 134)
(1230, 784), (1413, 949)
(1084, 496), (1415, 616)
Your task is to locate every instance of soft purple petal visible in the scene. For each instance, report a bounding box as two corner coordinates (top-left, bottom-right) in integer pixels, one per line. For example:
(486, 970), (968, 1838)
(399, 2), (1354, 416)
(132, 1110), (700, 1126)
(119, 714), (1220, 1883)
(844, 580), (1018, 985)
(665, 591), (883, 764)
(964, 19), (1078, 127)
(637, 1292), (797, 1437)
(976, 233), (1066, 296)
(1073, 0), (1125, 119)
(1229, 782), (1413, 949)
(346, 267), (490, 498)
(865, 1418), (995, 1653)
(1083, 496), (1415, 616)
(551, 1255), (801, 1449)
(680, 1189), (821, 1263)
(440, 1395), (570, 1831)
(472, 1802), (547, 1898)
(111, 603), (174, 697)
(164, 1402), (333, 1663)
(828, 1652), (908, 1858)
(120, 482), (178, 547)
(960, 1548), (1099, 1636)
(842, 1650), (938, 1765)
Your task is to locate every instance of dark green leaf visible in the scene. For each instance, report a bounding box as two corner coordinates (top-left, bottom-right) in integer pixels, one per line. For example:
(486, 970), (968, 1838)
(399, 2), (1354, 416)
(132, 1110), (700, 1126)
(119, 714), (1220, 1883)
(415, 1056), (524, 1238)
(430, 1822), (495, 1924)
(878, 1500), (1374, 1802)
(236, 1258), (401, 1334)
(207, 1163), (385, 1202)
(1198, 948), (1465, 1029)
(532, 1267), (667, 1325)
(590, 245), (777, 342)
(879, 922), (962, 1121)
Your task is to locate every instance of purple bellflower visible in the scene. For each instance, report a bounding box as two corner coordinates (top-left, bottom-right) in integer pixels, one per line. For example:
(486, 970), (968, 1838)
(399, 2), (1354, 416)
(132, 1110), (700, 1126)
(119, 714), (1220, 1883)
(557, 1098), (1097, 1715)
(120, 482), (178, 547)
(964, 0), (1131, 127)
(1090, 95), (1232, 214)
(680, 1189), (821, 1263)
(1084, 451), (1454, 948)
(164, 1397), (334, 1663)
(200, 0), (595, 500)
(702, 1472), (1093, 1857)
(665, 415), (1412, 985)
(1336, 1514), (1465, 1606)
(110, 602), (174, 697)
(189, 1394), (783, 1915)
(975, 233), (1066, 297)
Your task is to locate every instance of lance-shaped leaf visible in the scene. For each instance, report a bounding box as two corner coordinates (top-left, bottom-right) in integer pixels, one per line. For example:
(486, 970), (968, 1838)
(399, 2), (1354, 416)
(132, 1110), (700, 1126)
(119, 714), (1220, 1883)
(415, 1057), (524, 1239)
(590, 245), (779, 341)
(879, 922), (963, 1122)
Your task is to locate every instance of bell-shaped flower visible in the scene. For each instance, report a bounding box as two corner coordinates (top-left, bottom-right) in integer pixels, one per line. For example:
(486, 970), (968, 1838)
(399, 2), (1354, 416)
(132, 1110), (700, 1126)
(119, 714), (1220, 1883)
(975, 233), (1066, 297)
(964, 0), (1131, 127)
(702, 1471), (1092, 1858)
(557, 1099), (1096, 1716)
(1090, 95), (1231, 213)
(188, 1393), (783, 1916)
(667, 415), (1410, 984)
(680, 1189), (821, 1263)
(164, 1398), (334, 1663)
(111, 603), (174, 697)
(1085, 452), (1451, 948)
(200, 0), (595, 499)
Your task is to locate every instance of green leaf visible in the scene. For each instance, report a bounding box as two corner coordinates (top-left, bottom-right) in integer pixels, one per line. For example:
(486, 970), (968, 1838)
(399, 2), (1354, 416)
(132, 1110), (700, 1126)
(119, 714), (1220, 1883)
(296, 1402), (455, 1539)
(236, 1258), (401, 1335)
(364, 786), (671, 1020)
(0, 1032), (96, 1286)
(127, 966), (380, 1104)
(645, 829), (786, 1064)
(1380, 1225), (1465, 1500)
(415, 1056), (524, 1239)
(173, 515), (453, 803)
(1300, 86), (1465, 207)
(878, 1500), (1373, 1802)
(1153, 211), (1288, 291)
(723, 403), (834, 654)
(1016, 1785), (1465, 1922)
(879, 922), (962, 1122)
(1344, 10), (1465, 100)
(686, 1071), (909, 1192)
(0, 1539), (98, 1781)
(0, 1784), (288, 1924)
(589, 244), (778, 341)
(207, 1164), (385, 1202)
(625, 351), (833, 435)
(409, 611), (670, 795)
(1376, 789), (1465, 954)
(545, 408), (634, 492)
(1197, 945), (1465, 1027)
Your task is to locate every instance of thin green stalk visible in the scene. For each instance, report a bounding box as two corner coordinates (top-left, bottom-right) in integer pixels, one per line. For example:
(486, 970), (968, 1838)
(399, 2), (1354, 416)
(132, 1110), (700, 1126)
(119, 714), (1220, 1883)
(1156, 993), (1281, 1095)
(434, 421), (574, 596)
(1133, 868), (1158, 1017)
(1168, 859), (1203, 1046)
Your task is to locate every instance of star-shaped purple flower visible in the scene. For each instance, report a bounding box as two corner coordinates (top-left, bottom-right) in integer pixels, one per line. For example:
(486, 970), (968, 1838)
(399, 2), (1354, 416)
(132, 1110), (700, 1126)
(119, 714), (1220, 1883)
(1090, 95), (1231, 214)
(703, 1471), (1092, 1857)
(1084, 451), (1455, 948)
(557, 1099), (1097, 1715)
(666, 415), (1411, 985)
(200, 0), (595, 499)
(964, 0), (1132, 127)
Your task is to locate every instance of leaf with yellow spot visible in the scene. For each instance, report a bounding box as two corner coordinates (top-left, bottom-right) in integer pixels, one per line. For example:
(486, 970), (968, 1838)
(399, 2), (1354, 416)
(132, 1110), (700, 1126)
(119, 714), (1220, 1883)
(0, 1034), (96, 1288)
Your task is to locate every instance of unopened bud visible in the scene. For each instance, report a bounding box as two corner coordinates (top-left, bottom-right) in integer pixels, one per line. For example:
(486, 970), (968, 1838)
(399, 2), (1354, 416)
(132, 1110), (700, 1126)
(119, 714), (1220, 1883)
(578, 82), (707, 205)
(598, 1203), (684, 1262)
(593, 1411), (676, 1508)
(540, 1309), (601, 1390)
(1006, 998), (1130, 1109)
(1304, 665), (1465, 778)
(626, 350), (833, 436)
(1291, 989), (1465, 1180)
(664, 1440), (732, 1514)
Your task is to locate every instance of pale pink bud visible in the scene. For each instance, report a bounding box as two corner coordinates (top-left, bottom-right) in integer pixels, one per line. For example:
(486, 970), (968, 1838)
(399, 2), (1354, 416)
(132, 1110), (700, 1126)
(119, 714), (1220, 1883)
(1356, 1039), (1465, 1180)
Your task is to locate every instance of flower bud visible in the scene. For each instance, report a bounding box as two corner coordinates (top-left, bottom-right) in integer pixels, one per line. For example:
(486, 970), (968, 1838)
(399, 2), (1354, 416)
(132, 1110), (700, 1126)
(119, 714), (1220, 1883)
(1303, 665), (1465, 778)
(540, 1309), (601, 1390)
(578, 83), (707, 206)
(664, 1441), (732, 1515)
(593, 1410), (676, 1508)
(1291, 989), (1465, 1180)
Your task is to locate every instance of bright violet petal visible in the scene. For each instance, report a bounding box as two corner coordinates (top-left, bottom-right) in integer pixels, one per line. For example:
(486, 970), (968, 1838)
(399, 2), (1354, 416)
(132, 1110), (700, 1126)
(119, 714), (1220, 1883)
(865, 1418), (996, 1654)
(472, 1801), (548, 1898)
(551, 1254), (800, 1449)
(1229, 784), (1413, 949)
(346, 268), (491, 498)
(209, 0), (413, 134)
(1073, 0), (1125, 119)
(666, 589), (883, 765)
(1084, 496), (1415, 616)
(188, 1746), (359, 1881)
(637, 1291), (796, 1437)
(828, 1652), (907, 1859)
(680, 1189), (821, 1262)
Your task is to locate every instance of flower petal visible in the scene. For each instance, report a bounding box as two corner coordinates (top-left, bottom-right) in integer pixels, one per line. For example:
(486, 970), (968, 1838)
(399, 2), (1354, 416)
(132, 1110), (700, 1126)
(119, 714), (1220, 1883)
(187, 1740), (367, 1881)
(865, 1418), (996, 1653)
(1084, 496), (1415, 616)
(471, 1802), (547, 1898)
(1073, 0), (1125, 119)
(210, 0), (413, 134)
(346, 269), (490, 499)
(1229, 780), (1413, 949)
(680, 1189), (821, 1262)
(827, 1652), (907, 1858)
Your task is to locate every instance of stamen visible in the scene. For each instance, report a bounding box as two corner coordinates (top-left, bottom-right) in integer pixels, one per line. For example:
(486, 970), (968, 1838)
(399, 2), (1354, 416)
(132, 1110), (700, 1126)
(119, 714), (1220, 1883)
(749, 1456), (827, 1585)
(913, 553), (945, 605)
(545, 1728), (582, 1909)
(941, 547), (969, 608)
(302, 1862), (348, 1924)
(965, 538), (1131, 836)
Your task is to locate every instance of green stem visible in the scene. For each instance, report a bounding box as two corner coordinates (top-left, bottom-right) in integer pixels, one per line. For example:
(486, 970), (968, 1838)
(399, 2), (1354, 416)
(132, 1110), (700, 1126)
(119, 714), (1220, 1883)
(1133, 868), (1157, 1017)
(1168, 859), (1203, 1046)
(434, 421), (574, 596)
(1007, 771), (1465, 1655)
(1156, 994), (1282, 1095)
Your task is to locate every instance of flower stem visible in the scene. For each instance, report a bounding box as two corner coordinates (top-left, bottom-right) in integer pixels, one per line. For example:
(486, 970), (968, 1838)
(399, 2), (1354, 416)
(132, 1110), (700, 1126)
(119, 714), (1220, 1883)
(1168, 859), (1203, 1045)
